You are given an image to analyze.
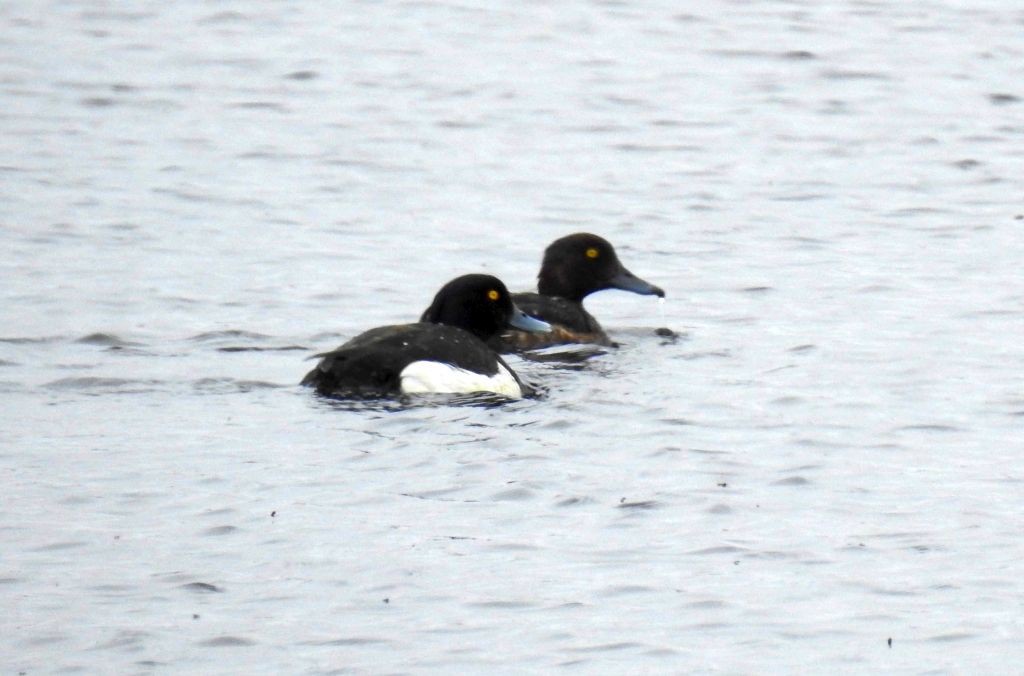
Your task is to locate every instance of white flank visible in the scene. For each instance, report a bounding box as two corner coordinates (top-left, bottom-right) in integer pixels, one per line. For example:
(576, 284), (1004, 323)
(399, 360), (522, 398)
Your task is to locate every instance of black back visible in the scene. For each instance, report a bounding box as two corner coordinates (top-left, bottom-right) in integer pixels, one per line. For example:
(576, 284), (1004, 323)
(301, 323), (506, 397)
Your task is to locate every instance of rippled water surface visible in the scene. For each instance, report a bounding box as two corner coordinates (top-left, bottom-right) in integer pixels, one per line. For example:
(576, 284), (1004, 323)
(3, 1), (1024, 673)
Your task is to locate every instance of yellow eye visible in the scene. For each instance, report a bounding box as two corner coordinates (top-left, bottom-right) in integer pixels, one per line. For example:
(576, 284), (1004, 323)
(487, 289), (500, 301)
(585, 247), (599, 259)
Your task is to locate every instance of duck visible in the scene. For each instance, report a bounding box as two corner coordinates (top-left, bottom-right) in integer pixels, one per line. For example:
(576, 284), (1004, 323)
(490, 233), (665, 351)
(301, 274), (550, 399)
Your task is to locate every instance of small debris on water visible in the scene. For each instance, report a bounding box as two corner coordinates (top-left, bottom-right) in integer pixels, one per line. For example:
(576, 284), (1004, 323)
(655, 327), (682, 345)
(887, 637), (892, 648)
(270, 511), (277, 518)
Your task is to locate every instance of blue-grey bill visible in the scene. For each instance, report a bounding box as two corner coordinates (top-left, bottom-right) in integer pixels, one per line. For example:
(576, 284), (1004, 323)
(510, 307), (551, 333)
(609, 268), (665, 297)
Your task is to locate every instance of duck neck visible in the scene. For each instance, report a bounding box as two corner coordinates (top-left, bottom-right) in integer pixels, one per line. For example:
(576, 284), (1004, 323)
(538, 272), (588, 303)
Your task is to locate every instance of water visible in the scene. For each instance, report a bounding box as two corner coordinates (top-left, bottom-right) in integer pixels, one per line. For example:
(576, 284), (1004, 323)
(3, 0), (1024, 672)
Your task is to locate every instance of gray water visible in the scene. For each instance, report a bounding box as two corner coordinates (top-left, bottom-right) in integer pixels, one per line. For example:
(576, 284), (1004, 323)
(3, 0), (1024, 673)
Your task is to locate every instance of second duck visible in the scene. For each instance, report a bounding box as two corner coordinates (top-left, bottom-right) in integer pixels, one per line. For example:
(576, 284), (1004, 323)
(491, 233), (664, 351)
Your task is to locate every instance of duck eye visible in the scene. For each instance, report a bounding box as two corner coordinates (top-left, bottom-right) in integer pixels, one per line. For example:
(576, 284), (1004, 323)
(585, 247), (600, 259)
(487, 289), (500, 301)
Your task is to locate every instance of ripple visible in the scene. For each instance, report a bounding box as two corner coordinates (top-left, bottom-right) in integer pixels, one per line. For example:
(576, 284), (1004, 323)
(866, 586), (918, 597)
(685, 599), (726, 609)
(568, 642), (644, 653)
(201, 526), (239, 536)
(91, 584), (135, 594)
(104, 345), (158, 356)
(80, 96), (117, 108)
(400, 487), (465, 501)
(78, 8), (156, 21)
(928, 632), (976, 642)
(0, 335), (62, 344)
(44, 377), (164, 393)
(612, 142), (700, 153)
(707, 49), (773, 59)
(894, 423), (961, 433)
(617, 499), (659, 510)
(688, 545), (747, 555)
(31, 541), (88, 552)
(91, 630), (150, 650)
(599, 585), (654, 597)
(198, 636), (256, 647)
(490, 487), (534, 501)
(196, 10), (248, 24)
(820, 69), (891, 81)
(686, 621), (730, 630)
(771, 192), (828, 202)
(658, 416), (694, 427)
(188, 330), (272, 343)
(74, 332), (141, 347)
(555, 496), (595, 507)
(467, 600), (535, 609)
(484, 542), (539, 552)
(180, 582), (223, 594)
(989, 93), (1020, 105)
(680, 350), (732, 360)
(887, 206), (954, 218)
(24, 633), (69, 646)
(772, 476), (811, 486)
(200, 507), (237, 518)
(689, 448), (730, 456)
(951, 158), (982, 170)
(192, 378), (285, 394)
(301, 637), (390, 646)
(229, 101), (289, 112)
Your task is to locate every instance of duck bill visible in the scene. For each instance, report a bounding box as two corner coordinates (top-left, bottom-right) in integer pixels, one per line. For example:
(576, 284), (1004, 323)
(609, 267), (665, 297)
(509, 306), (551, 333)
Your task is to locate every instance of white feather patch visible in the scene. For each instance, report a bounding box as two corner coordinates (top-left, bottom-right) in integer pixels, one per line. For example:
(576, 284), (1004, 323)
(399, 360), (522, 398)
